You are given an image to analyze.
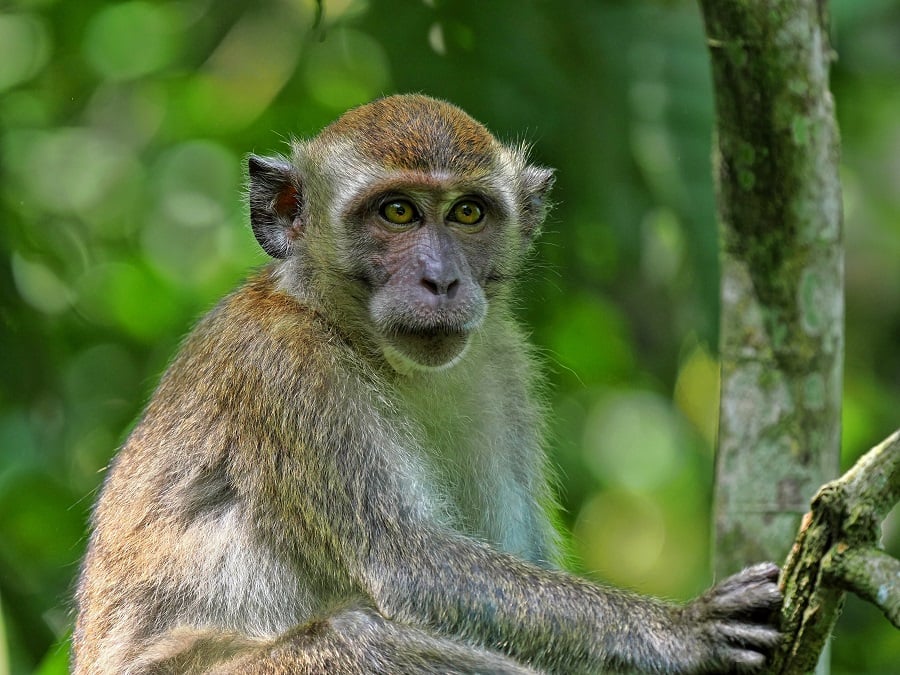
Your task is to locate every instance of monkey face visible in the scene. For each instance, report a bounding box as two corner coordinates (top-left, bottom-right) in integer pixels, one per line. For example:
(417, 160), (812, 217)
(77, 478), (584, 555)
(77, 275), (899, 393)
(360, 191), (492, 371)
(247, 95), (554, 373)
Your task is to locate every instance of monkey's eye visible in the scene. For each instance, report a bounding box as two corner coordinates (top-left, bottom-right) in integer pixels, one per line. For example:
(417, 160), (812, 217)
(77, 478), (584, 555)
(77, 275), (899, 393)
(448, 199), (485, 229)
(380, 199), (419, 227)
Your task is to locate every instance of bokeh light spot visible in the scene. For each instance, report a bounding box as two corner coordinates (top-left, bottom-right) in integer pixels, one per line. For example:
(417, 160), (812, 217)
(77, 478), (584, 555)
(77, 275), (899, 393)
(11, 252), (73, 315)
(83, 2), (178, 81)
(673, 343), (719, 447)
(182, 12), (302, 132)
(574, 490), (666, 586)
(20, 128), (139, 217)
(582, 392), (684, 491)
(0, 13), (51, 91)
(304, 28), (390, 111)
(153, 140), (238, 228)
(75, 263), (181, 341)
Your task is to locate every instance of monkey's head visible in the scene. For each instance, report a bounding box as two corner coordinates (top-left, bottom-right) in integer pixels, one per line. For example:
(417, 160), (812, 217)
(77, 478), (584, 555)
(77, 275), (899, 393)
(248, 94), (554, 372)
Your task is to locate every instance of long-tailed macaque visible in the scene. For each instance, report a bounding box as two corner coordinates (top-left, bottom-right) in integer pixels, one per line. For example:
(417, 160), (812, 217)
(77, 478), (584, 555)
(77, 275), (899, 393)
(73, 94), (781, 674)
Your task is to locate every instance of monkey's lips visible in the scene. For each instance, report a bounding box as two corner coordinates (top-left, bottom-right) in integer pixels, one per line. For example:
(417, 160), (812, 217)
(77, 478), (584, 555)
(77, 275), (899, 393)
(382, 325), (472, 370)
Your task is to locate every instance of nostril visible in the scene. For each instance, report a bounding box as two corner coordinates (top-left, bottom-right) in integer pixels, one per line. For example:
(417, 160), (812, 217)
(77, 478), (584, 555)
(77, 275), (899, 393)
(421, 278), (440, 295)
(421, 277), (460, 297)
(446, 278), (459, 299)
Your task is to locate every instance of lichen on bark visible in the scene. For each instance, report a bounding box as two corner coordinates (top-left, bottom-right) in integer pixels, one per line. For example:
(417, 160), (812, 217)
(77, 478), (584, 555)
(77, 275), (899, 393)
(698, 2), (898, 673)
(698, 0), (843, 579)
(774, 430), (900, 673)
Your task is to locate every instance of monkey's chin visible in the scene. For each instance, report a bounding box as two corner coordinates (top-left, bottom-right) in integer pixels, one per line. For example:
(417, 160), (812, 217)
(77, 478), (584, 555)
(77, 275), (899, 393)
(380, 329), (471, 374)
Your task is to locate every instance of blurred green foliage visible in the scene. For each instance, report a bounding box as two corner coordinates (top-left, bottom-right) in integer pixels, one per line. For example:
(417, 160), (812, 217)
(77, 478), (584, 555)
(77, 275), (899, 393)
(1, 0), (898, 672)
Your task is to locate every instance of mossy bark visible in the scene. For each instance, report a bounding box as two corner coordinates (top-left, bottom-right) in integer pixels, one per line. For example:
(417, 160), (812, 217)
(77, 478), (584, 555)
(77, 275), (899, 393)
(774, 431), (900, 673)
(697, 0), (843, 579)
(698, 2), (900, 673)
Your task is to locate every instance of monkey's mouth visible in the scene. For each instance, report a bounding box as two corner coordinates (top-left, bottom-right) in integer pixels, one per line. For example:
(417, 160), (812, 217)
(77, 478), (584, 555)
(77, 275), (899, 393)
(381, 325), (472, 371)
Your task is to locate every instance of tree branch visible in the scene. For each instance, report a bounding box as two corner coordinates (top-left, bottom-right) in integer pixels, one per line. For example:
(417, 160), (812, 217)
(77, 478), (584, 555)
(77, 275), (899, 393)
(831, 429), (900, 522)
(825, 546), (900, 628)
(773, 429), (900, 673)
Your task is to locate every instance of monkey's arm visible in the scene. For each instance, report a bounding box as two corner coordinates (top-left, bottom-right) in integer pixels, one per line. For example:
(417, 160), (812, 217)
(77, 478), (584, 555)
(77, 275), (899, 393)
(352, 513), (781, 674)
(234, 429), (780, 675)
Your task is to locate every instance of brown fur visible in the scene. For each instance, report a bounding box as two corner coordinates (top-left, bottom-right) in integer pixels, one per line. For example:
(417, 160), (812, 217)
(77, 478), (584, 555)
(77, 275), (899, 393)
(73, 95), (781, 674)
(320, 94), (498, 173)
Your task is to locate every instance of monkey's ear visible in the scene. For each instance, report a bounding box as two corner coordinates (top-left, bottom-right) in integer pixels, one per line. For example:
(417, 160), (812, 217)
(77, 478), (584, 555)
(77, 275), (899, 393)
(520, 165), (556, 240)
(248, 154), (303, 259)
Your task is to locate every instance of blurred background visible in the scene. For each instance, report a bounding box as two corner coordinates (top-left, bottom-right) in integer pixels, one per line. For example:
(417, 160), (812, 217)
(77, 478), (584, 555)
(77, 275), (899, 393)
(1, 0), (898, 672)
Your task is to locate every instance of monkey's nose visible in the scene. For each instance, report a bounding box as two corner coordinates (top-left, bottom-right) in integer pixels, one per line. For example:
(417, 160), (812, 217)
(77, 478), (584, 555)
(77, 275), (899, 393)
(421, 275), (460, 299)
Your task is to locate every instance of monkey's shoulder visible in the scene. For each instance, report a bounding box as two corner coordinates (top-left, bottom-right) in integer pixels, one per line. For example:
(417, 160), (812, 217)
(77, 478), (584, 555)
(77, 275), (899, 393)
(212, 269), (330, 344)
(126, 269), (350, 452)
(98, 271), (342, 510)
(172, 269), (340, 376)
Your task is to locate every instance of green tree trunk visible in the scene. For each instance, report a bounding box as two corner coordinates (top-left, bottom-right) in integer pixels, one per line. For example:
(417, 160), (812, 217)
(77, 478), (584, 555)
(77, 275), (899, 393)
(698, 1), (844, 671)
(699, 6), (900, 674)
(698, 0), (843, 577)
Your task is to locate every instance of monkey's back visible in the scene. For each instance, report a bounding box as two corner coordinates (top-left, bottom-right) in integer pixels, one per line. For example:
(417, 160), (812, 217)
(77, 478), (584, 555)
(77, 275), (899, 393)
(73, 269), (357, 670)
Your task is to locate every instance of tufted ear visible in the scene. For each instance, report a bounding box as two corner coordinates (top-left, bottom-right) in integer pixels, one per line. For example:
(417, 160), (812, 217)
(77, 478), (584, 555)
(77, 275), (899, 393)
(247, 154), (304, 259)
(520, 164), (556, 240)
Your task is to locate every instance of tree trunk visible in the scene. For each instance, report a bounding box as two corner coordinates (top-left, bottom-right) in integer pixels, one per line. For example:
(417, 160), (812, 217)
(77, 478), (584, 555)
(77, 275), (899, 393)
(698, 0), (843, 581)
(698, 3), (900, 673)
(698, 2), (843, 671)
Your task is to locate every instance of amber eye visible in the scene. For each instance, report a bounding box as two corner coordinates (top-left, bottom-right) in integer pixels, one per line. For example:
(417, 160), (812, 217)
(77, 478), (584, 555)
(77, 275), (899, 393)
(449, 199), (484, 228)
(380, 199), (418, 227)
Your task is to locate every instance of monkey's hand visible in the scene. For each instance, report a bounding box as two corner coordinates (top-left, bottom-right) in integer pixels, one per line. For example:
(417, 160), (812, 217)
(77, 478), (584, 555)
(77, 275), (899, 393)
(679, 562), (783, 673)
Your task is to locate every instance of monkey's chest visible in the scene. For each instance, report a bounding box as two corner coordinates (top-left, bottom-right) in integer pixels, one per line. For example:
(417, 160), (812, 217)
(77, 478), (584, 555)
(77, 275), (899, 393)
(415, 415), (538, 560)
(394, 360), (544, 562)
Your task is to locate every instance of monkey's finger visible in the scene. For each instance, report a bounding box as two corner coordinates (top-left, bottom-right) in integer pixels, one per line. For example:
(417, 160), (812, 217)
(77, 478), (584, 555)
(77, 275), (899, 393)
(741, 562), (781, 583)
(715, 645), (769, 672)
(716, 563), (781, 593)
(707, 580), (782, 615)
(717, 578), (782, 604)
(716, 622), (782, 650)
